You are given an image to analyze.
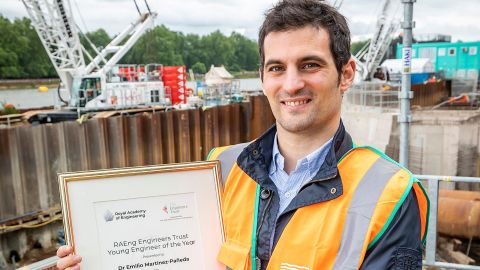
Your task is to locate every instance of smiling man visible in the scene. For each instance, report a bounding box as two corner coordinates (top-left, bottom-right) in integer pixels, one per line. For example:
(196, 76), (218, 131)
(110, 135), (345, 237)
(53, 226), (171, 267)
(55, 1), (428, 269)
(210, 0), (429, 269)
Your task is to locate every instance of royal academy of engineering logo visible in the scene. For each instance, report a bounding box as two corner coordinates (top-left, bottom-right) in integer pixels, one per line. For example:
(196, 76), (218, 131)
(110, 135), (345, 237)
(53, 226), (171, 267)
(104, 210), (114, 222)
(102, 209), (147, 223)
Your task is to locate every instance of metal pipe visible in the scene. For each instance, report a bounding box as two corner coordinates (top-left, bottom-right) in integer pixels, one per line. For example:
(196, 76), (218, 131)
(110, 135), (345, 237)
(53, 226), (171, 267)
(422, 261), (480, 270)
(414, 175), (480, 183)
(425, 178), (439, 265)
(399, 0), (415, 167)
(438, 197), (480, 238)
(440, 189), (480, 201)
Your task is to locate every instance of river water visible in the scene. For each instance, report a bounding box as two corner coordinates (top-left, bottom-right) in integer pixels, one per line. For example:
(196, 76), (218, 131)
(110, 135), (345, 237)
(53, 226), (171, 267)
(0, 78), (262, 109)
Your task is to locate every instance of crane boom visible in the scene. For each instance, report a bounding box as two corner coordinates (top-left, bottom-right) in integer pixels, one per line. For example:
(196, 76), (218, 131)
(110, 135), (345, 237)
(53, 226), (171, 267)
(354, 0), (400, 81)
(85, 12), (157, 75)
(22, 0), (159, 109)
(21, 0), (85, 92)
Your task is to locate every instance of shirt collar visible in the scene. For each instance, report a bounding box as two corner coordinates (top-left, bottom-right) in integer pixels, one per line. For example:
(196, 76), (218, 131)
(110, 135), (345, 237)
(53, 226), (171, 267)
(270, 133), (333, 177)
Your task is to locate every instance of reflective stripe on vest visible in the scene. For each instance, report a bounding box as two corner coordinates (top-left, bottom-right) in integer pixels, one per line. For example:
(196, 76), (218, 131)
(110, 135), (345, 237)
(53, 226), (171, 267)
(208, 143), (249, 187)
(213, 145), (429, 270)
(332, 156), (401, 269)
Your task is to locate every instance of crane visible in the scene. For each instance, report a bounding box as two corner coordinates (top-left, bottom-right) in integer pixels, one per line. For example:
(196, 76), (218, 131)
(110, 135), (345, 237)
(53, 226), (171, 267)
(21, 0), (160, 109)
(354, 0), (400, 82)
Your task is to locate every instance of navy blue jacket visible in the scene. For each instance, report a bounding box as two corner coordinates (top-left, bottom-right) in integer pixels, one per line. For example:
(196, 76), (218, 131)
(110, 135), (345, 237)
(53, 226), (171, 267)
(234, 122), (422, 270)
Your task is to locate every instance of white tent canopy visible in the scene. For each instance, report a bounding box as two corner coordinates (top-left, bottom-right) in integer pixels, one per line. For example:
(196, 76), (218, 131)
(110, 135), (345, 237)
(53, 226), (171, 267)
(205, 65), (234, 86)
(381, 58), (435, 74)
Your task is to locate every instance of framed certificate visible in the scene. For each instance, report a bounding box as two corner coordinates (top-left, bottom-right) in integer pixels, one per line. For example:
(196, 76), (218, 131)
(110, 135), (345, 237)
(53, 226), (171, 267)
(58, 161), (225, 270)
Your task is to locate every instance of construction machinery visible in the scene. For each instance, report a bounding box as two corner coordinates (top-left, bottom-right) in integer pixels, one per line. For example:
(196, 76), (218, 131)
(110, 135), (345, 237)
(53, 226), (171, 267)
(353, 0), (400, 82)
(21, 0), (170, 110)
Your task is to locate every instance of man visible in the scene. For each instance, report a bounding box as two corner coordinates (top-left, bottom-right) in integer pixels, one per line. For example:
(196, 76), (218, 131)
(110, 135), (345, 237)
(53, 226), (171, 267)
(57, 0), (428, 269)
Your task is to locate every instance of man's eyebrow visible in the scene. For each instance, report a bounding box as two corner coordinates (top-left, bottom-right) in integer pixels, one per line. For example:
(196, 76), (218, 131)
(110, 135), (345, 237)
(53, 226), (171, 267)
(264, 59), (283, 67)
(264, 55), (329, 68)
(299, 55), (328, 65)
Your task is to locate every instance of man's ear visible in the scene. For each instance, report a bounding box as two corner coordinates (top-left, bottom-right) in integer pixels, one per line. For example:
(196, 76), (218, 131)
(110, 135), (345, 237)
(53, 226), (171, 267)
(339, 57), (356, 93)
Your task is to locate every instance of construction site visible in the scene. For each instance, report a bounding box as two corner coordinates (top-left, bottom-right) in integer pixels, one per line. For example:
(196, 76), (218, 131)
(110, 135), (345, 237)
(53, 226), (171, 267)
(1, 0), (480, 269)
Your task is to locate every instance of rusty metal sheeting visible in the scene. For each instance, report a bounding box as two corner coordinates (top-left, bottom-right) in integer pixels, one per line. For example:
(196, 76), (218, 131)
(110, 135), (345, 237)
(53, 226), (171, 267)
(438, 190), (480, 239)
(161, 110), (176, 163)
(201, 106), (219, 159)
(188, 110), (202, 162)
(250, 94), (276, 140)
(0, 96), (275, 222)
(411, 81), (450, 107)
(173, 110), (191, 163)
(106, 116), (127, 168)
(440, 189), (480, 201)
(0, 128), (18, 220)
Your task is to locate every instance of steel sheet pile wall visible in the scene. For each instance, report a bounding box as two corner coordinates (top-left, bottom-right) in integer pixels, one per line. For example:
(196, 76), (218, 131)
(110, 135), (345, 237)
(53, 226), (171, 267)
(411, 81), (450, 107)
(0, 96), (275, 260)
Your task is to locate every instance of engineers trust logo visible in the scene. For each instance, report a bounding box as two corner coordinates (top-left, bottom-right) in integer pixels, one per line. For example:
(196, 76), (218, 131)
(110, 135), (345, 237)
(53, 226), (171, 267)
(160, 201), (190, 219)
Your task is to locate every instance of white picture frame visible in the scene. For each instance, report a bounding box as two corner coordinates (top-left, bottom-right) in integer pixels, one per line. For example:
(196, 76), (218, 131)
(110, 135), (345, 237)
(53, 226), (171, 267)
(58, 161), (224, 270)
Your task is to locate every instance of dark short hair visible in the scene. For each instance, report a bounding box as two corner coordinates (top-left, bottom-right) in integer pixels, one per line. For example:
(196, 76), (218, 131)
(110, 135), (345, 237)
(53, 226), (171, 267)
(258, 0), (351, 79)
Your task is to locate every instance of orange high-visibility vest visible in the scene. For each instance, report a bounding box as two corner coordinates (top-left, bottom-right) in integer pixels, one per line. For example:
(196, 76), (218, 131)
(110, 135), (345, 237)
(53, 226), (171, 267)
(209, 146), (429, 270)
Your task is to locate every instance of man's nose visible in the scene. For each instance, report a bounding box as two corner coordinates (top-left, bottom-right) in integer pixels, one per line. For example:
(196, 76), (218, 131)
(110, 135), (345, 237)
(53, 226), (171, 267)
(283, 69), (305, 94)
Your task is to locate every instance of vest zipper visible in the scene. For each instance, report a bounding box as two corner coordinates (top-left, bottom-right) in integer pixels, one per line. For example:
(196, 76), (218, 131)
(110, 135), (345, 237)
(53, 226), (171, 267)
(257, 190), (273, 236)
(255, 257), (262, 270)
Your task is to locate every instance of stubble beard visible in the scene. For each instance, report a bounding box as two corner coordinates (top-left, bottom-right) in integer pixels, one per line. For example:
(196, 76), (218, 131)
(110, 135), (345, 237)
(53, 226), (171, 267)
(276, 109), (319, 133)
(273, 89), (319, 133)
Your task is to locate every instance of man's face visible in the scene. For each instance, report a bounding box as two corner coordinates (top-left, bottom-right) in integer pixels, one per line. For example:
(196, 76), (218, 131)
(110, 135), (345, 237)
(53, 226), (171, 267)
(262, 25), (354, 134)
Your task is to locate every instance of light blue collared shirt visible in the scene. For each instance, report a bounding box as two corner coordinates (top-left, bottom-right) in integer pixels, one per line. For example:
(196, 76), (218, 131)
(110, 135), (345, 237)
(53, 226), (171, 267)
(269, 133), (333, 217)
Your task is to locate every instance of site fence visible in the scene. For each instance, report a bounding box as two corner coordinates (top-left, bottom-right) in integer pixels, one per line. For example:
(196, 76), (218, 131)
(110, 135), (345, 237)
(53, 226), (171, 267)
(344, 81), (449, 111)
(415, 174), (480, 270)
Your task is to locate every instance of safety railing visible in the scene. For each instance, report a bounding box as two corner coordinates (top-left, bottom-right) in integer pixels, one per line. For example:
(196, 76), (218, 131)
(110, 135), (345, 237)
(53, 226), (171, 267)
(415, 174), (480, 270)
(17, 256), (57, 270)
(343, 81), (400, 112)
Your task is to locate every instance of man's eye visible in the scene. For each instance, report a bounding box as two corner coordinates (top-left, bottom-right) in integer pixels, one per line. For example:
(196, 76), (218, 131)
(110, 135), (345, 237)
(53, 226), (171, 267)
(268, 66), (284, 72)
(303, 63), (320, 69)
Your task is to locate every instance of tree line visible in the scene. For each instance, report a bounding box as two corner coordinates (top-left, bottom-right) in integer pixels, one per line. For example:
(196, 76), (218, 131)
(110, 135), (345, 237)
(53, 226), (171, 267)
(0, 15), (259, 79)
(0, 15), (370, 80)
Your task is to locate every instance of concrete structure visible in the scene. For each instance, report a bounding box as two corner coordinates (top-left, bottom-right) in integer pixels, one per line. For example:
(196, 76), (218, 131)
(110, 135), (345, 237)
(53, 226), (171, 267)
(342, 107), (480, 190)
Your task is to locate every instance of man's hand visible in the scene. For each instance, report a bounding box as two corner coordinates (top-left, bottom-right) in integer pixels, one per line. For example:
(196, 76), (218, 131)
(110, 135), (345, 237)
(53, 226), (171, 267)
(56, 246), (82, 270)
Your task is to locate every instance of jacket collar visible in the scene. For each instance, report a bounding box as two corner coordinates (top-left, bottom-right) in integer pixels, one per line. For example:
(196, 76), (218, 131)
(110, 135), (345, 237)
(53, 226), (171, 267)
(237, 120), (353, 190)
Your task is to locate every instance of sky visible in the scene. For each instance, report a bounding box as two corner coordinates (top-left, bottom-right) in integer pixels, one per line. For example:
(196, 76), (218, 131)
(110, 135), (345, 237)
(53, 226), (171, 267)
(1, 0), (479, 42)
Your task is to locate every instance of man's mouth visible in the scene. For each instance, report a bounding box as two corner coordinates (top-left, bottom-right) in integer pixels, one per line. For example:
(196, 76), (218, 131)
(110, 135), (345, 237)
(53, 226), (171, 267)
(282, 99), (311, 107)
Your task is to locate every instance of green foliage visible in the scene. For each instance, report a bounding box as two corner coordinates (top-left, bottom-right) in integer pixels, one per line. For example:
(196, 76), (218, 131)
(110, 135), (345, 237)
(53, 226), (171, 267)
(0, 15), (56, 79)
(0, 101), (19, 115)
(191, 62), (206, 74)
(0, 16), (260, 79)
(121, 26), (259, 73)
(80, 28), (111, 61)
(351, 39), (369, 57)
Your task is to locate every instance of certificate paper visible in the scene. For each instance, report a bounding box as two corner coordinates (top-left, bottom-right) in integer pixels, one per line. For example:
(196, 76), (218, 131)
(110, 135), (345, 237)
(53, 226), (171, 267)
(58, 162), (224, 270)
(94, 193), (203, 269)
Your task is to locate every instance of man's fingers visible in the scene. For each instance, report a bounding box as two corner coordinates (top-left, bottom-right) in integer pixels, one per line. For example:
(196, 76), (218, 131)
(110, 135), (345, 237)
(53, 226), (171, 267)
(56, 245), (73, 258)
(56, 255), (82, 270)
(65, 265), (81, 270)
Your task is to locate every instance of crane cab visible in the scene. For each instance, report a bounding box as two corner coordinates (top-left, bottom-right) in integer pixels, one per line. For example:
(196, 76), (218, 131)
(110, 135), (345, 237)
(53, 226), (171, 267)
(71, 76), (106, 108)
